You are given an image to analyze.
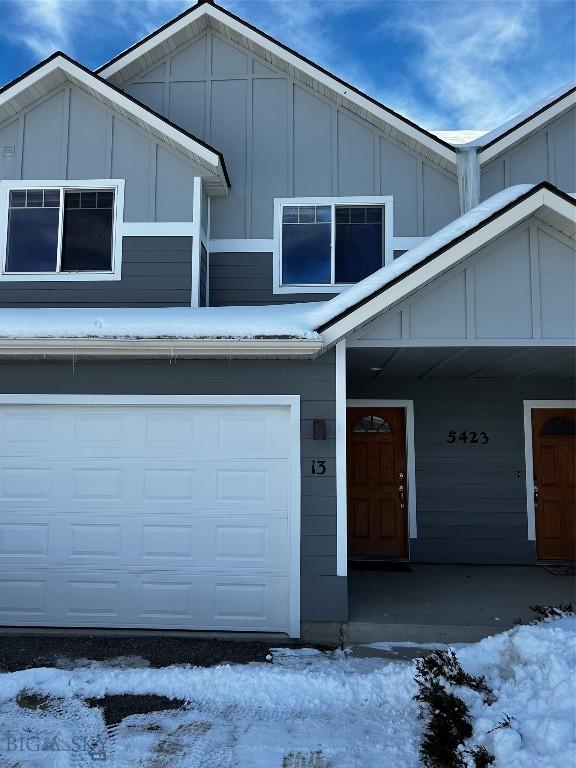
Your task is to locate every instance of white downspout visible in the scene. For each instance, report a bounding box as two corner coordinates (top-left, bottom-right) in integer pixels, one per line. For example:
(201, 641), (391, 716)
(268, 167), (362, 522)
(456, 147), (481, 213)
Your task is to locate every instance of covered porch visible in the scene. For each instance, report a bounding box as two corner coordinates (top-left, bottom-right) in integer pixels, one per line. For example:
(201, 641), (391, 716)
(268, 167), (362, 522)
(345, 344), (575, 566)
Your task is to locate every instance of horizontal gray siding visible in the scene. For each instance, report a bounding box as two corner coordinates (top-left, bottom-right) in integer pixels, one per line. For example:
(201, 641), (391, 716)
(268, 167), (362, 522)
(347, 377), (574, 564)
(0, 351), (343, 621)
(0, 237), (192, 307)
(209, 252), (337, 306)
(199, 243), (208, 307)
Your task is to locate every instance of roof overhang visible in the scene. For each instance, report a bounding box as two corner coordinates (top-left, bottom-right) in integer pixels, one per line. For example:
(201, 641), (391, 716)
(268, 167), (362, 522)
(0, 337), (323, 359)
(97, 0), (458, 171)
(477, 87), (576, 166)
(0, 52), (229, 194)
(318, 184), (576, 346)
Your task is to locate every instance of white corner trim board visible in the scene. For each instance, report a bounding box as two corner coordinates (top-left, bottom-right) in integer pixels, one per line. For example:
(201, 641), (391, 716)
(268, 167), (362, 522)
(191, 176), (203, 307)
(522, 400), (576, 541)
(347, 399), (418, 544)
(0, 179), (125, 282)
(335, 340), (347, 576)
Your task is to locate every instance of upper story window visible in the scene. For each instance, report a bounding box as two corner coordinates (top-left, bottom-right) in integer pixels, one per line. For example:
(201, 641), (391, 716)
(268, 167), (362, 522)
(1, 181), (124, 282)
(274, 197), (393, 293)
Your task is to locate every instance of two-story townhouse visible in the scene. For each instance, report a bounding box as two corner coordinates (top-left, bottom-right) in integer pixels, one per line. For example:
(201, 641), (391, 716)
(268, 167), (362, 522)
(0, 0), (573, 637)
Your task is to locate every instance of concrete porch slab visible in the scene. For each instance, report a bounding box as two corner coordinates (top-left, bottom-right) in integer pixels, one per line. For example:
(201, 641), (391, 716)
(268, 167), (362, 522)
(302, 564), (575, 645)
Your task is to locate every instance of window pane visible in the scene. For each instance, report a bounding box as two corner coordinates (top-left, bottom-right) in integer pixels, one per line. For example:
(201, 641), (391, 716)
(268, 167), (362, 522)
(43, 190), (60, 208)
(282, 206), (298, 224)
(61, 190), (114, 272)
(282, 222), (331, 284)
(335, 206), (383, 283)
(316, 205), (331, 223)
(26, 190), (43, 207)
(298, 206), (316, 223)
(9, 190), (26, 207)
(5, 207), (59, 272)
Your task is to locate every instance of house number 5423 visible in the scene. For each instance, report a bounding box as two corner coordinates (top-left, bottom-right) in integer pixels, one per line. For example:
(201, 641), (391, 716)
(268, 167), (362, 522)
(447, 430), (489, 444)
(312, 460), (326, 475)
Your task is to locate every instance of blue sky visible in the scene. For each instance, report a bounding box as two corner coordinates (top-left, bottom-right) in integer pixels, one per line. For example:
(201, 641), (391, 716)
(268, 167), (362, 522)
(0, 0), (574, 131)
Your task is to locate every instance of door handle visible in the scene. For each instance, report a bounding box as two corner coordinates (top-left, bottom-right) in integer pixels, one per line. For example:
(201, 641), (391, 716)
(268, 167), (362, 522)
(534, 484), (539, 506)
(398, 484), (405, 508)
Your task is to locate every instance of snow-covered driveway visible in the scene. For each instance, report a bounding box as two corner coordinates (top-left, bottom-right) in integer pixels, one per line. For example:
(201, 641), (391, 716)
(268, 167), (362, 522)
(0, 618), (573, 767)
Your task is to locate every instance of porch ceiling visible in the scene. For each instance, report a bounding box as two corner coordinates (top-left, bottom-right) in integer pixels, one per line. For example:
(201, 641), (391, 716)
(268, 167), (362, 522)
(347, 346), (576, 382)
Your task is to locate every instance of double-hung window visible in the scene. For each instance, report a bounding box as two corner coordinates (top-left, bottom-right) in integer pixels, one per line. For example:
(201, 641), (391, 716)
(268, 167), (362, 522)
(276, 197), (392, 291)
(1, 181), (123, 280)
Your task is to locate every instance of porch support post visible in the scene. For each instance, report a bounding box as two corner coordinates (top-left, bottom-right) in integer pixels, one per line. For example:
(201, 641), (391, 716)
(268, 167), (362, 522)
(336, 339), (347, 576)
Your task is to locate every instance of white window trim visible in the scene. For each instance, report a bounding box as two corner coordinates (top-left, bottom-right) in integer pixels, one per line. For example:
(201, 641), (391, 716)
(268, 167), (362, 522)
(346, 399), (418, 555)
(0, 393), (302, 638)
(0, 179), (125, 282)
(273, 196), (394, 294)
(522, 400), (576, 542)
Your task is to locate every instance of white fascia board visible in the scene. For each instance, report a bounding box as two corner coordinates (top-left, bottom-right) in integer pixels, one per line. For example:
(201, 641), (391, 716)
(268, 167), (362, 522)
(1, 56), (225, 185)
(0, 338), (323, 359)
(98, 4), (456, 167)
(478, 92), (576, 165)
(321, 191), (550, 346)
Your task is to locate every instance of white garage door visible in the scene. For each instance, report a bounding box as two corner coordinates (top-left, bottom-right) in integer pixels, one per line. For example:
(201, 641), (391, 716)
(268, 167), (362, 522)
(0, 397), (298, 634)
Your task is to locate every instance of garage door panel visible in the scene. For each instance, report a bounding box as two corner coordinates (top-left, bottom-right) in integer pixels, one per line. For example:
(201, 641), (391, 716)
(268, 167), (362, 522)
(0, 569), (289, 630)
(0, 402), (294, 632)
(0, 407), (290, 460)
(0, 515), (288, 570)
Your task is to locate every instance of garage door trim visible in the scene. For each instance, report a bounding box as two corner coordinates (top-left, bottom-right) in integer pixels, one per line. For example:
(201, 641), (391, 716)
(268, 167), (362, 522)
(0, 394), (301, 637)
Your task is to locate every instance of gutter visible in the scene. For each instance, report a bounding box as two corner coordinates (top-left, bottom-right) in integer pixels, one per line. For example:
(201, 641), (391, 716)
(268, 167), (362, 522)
(0, 337), (324, 359)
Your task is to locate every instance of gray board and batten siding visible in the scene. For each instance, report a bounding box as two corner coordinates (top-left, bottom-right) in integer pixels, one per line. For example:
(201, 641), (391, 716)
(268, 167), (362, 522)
(0, 350), (348, 622)
(350, 218), (576, 346)
(0, 83), (199, 222)
(0, 237), (193, 308)
(347, 376), (574, 565)
(123, 29), (461, 240)
(481, 107), (576, 200)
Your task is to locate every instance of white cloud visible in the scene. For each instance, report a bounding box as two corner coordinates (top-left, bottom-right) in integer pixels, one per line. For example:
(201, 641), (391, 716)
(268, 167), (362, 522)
(1, 0), (572, 132)
(376, 0), (573, 129)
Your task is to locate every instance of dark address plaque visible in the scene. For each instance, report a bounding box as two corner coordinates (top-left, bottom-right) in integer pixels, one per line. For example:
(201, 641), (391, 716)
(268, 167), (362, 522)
(447, 430), (489, 444)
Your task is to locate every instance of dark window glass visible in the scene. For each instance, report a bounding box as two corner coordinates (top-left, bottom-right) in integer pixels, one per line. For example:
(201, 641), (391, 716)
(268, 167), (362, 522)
(5, 189), (60, 272)
(540, 416), (576, 437)
(282, 221), (331, 284)
(335, 206), (383, 283)
(282, 206), (298, 224)
(60, 189), (113, 272)
(353, 415), (391, 433)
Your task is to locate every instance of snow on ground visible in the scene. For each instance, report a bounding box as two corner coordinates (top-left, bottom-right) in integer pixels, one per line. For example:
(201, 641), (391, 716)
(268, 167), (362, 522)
(0, 618), (573, 767)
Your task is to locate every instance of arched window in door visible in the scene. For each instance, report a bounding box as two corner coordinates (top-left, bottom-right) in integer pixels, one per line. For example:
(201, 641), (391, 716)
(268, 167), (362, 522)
(540, 416), (576, 437)
(353, 415), (392, 434)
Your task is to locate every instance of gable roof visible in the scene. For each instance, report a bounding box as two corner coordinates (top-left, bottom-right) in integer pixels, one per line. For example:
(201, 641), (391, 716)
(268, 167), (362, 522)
(0, 51), (229, 193)
(96, 0), (458, 170)
(465, 83), (576, 165)
(306, 182), (575, 345)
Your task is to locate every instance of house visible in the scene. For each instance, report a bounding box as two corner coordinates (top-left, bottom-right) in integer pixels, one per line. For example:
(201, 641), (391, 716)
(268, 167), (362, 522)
(0, 0), (573, 638)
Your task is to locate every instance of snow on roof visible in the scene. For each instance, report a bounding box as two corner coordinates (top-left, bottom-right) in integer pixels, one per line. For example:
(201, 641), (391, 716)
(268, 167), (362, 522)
(461, 82), (575, 149)
(431, 130), (486, 145)
(0, 304), (321, 341)
(0, 185), (558, 345)
(304, 184), (535, 330)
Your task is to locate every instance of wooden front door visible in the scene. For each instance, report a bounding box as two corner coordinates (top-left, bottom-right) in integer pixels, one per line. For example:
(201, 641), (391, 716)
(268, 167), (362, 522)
(532, 408), (576, 561)
(347, 407), (408, 557)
